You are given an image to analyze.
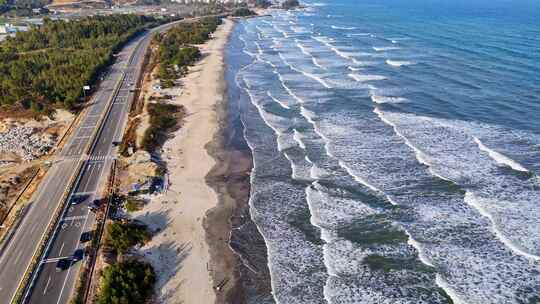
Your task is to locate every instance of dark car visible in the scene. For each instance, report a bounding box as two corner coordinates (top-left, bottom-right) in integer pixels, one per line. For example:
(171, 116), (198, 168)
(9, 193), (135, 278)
(80, 231), (92, 243)
(88, 199), (101, 212)
(55, 258), (71, 272)
(70, 195), (85, 205)
(72, 249), (85, 262)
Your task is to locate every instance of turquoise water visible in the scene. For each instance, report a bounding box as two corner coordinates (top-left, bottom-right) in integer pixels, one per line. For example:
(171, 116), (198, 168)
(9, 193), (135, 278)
(225, 1), (540, 303)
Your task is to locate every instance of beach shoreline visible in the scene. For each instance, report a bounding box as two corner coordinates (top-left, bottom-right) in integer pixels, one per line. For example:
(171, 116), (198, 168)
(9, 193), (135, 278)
(130, 18), (234, 304)
(129, 15), (274, 304)
(205, 18), (273, 304)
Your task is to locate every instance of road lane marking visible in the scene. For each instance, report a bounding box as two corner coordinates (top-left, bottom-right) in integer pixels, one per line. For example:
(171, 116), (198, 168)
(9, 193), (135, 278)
(43, 276), (51, 295)
(58, 242), (65, 256)
(73, 136), (91, 140)
(42, 257), (71, 263)
(56, 200), (91, 304)
(62, 215), (87, 222)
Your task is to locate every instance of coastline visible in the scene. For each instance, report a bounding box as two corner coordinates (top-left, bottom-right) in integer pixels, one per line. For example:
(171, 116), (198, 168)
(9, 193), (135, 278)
(204, 19), (274, 304)
(205, 17), (274, 304)
(131, 19), (232, 304)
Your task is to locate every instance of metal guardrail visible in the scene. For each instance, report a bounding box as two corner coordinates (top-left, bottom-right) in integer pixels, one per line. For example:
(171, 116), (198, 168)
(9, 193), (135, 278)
(12, 45), (132, 304)
(82, 159), (116, 304)
(11, 18), (207, 304)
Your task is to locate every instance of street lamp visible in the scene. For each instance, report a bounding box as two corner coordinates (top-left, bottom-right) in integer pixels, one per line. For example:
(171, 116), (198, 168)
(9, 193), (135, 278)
(83, 85), (91, 99)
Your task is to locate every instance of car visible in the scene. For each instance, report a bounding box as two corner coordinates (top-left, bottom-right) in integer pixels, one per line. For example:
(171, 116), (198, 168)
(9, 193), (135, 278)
(55, 258), (71, 272)
(72, 249), (85, 261)
(70, 196), (83, 205)
(80, 231), (92, 243)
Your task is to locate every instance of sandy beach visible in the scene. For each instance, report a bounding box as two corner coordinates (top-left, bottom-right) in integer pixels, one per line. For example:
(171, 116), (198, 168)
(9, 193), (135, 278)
(131, 19), (234, 304)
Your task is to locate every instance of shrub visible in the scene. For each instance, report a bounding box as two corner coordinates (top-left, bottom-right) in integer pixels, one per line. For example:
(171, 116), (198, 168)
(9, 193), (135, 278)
(125, 198), (144, 212)
(233, 8), (256, 17)
(104, 221), (151, 255)
(141, 103), (182, 152)
(97, 260), (156, 304)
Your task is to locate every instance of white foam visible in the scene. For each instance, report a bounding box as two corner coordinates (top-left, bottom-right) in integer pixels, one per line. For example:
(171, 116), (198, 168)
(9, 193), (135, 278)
(295, 40), (326, 70)
(473, 137), (528, 172)
(348, 32), (371, 36)
(435, 276), (469, 304)
(311, 56), (326, 69)
(464, 192), (540, 261)
(375, 110), (540, 260)
(370, 95), (408, 104)
(373, 46), (401, 52)
(373, 108), (458, 183)
(331, 25), (357, 30)
(312, 35), (363, 65)
(267, 90), (291, 109)
(293, 129), (306, 149)
(348, 73), (386, 82)
(278, 52), (332, 89)
(276, 71), (304, 105)
(386, 59), (415, 67)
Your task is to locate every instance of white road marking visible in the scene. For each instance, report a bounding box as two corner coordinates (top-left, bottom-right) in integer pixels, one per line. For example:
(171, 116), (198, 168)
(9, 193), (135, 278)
(56, 201), (91, 304)
(43, 276), (51, 295)
(58, 242), (65, 256)
(62, 215), (87, 222)
(42, 256), (71, 264)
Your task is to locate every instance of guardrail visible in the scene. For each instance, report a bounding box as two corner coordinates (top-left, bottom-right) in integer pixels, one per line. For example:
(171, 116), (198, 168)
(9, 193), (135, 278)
(82, 159), (116, 304)
(11, 18), (203, 304)
(0, 167), (41, 249)
(12, 42), (134, 304)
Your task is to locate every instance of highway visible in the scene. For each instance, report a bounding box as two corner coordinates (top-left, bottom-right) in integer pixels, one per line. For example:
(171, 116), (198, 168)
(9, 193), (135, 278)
(0, 21), (179, 304)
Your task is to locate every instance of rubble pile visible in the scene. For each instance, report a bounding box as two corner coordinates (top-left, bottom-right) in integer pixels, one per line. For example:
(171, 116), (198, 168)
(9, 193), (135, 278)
(0, 126), (56, 162)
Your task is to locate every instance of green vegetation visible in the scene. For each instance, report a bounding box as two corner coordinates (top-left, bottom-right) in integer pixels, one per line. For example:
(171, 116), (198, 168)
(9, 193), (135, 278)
(125, 197), (144, 212)
(97, 260), (156, 304)
(233, 7), (256, 17)
(0, 15), (160, 114)
(153, 17), (221, 86)
(141, 103), (183, 152)
(282, 0), (300, 9)
(104, 221), (151, 255)
(0, 0), (9, 14)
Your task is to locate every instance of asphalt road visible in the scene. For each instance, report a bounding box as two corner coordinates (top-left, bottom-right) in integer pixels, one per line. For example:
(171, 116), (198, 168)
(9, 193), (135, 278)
(0, 21), (179, 304)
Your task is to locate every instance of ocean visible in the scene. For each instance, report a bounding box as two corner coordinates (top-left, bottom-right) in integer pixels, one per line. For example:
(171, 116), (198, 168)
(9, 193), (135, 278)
(224, 1), (540, 303)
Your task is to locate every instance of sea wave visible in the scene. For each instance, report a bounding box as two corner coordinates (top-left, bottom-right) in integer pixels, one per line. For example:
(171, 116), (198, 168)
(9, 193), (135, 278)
(348, 73), (386, 82)
(331, 25), (357, 30)
(386, 59), (415, 67)
(370, 95), (408, 104)
(373, 46), (401, 52)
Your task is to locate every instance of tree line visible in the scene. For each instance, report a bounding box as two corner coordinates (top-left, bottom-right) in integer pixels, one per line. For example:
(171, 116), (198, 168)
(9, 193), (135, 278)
(153, 16), (221, 87)
(0, 15), (162, 114)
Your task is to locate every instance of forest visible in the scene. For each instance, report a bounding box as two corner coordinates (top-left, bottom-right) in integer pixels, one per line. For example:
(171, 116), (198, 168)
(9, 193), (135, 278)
(97, 260), (156, 304)
(0, 15), (161, 114)
(153, 17), (221, 86)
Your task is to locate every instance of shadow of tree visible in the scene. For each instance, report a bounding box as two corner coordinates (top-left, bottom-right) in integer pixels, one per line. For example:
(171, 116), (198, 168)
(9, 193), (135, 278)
(133, 207), (192, 304)
(144, 241), (192, 304)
